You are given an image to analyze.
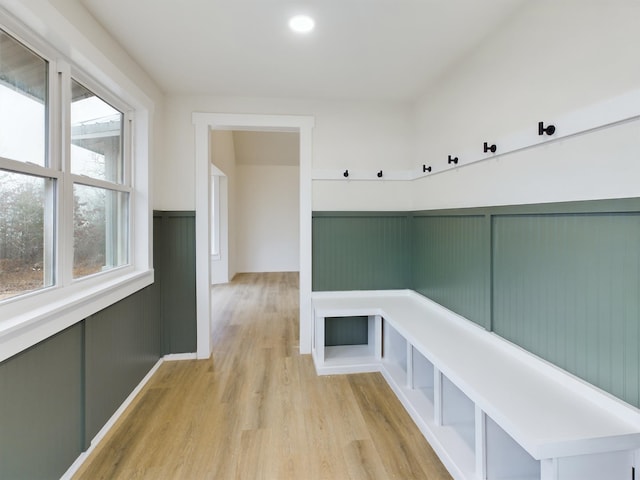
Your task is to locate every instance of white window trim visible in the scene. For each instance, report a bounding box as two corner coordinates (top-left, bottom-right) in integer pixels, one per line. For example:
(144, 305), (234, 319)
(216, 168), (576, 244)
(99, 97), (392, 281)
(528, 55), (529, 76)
(0, 2), (153, 364)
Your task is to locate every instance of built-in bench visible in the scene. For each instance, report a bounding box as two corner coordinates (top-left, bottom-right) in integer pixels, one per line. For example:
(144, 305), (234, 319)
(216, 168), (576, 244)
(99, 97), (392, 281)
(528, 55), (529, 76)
(312, 290), (640, 480)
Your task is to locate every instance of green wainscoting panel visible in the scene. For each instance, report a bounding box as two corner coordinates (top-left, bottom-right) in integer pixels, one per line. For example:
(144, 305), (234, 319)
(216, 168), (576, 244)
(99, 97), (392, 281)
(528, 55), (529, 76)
(325, 316), (369, 346)
(84, 286), (161, 444)
(311, 200), (640, 408)
(312, 212), (411, 291)
(0, 209), (194, 477)
(492, 212), (640, 408)
(412, 214), (490, 329)
(0, 324), (83, 480)
(154, 211), (197, 354)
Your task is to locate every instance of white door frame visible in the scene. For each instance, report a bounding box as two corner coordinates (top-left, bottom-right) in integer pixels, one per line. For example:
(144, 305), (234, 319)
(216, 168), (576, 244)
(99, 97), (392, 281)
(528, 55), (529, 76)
(192, 112), (315, 358)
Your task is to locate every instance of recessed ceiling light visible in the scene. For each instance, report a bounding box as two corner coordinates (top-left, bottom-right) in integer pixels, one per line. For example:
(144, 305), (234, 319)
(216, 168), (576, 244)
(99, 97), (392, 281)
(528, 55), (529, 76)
(289, 15), (315, 34)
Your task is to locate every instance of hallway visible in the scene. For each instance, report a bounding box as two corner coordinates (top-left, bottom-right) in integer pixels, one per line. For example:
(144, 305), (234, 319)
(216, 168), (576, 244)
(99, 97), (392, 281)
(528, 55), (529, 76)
(74, 272), (450, 479)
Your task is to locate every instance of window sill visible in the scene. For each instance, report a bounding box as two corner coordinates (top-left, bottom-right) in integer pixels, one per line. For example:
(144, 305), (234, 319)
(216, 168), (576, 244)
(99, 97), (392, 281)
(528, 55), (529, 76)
(0, 269), (154, 363)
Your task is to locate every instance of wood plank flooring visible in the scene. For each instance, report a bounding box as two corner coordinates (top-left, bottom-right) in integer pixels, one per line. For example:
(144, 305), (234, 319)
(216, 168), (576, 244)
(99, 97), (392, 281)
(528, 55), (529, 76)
(73, 272), (451, 480)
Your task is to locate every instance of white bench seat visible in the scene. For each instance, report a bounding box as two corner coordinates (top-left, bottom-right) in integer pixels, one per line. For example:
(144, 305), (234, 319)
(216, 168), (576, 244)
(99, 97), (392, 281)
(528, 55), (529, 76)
(312, 290), (640, 480)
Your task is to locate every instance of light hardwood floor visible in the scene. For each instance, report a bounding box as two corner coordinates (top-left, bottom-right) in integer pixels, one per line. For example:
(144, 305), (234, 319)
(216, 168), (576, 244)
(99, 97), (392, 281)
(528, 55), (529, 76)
(74, 272), (451, 479)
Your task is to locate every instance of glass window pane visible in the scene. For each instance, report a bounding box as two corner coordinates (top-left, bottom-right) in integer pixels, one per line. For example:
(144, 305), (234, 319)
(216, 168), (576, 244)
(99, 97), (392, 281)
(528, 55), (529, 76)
(71, 80), (123, 183)
(0, 170), (54, 301)
(0, 29), (48, 166)
(73, 184), (128, 278)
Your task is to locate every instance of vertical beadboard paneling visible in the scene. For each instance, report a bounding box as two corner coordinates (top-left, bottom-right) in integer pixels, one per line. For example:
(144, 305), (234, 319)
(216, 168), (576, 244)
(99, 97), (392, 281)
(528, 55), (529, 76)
(84, 286), (161, 444)
(493, 212), (640, 408)
(313, 201), (640, 408)
(154, 211), (197, 354)
(312, 213), (410, 291)
(0, 324), (83, 479)
(325, 316), (369, 346)
(412, 215), (490, 329)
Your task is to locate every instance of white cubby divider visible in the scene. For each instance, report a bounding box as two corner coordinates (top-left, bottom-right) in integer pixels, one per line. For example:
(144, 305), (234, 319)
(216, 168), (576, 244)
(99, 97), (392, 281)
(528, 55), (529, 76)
(311, 290), (640, 480)
(433, 366), (443, 426)
(475, 405), (486, 479)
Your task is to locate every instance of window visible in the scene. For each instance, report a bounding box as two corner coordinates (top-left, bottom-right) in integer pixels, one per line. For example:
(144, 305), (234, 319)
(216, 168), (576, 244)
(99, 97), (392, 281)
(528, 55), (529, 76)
(0, 29), (54, 301)
(0, 27), (133, 302)
(0, 171), (54, 301)
(0, 30), (47, 166)
(70, 79), (130, 278)
(0, 6), (152, 364)
(71, 80), (123, 183)
(73, 184), (128, 277)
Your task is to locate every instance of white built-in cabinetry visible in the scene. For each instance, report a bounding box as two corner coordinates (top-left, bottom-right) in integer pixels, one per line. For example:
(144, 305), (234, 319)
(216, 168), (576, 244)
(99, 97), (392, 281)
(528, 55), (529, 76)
(312, 290), (640, 480)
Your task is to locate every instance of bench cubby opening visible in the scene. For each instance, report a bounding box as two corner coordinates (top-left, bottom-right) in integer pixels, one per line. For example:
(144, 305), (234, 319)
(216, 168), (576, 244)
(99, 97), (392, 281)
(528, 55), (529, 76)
(324, 315), (377, 363)
(439, 374), (476, 475)
(484, 414), (540, 480)
(409, 346), (434, 403)
(382, 319), (407, 385)
(402, 345), (437, 430)
(312, 307), (382, 374)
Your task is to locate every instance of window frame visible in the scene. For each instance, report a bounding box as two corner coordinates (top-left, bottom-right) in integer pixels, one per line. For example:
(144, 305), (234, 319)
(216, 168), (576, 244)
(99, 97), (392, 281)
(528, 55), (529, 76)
(0, 24), (59, 301)
(0, 6), (153, 363)
(67, 70), (133, 280)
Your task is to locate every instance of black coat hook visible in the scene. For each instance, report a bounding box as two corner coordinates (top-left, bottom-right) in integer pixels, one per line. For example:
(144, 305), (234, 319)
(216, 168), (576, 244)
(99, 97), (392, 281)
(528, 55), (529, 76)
(448, 155), (458, 165)
(483, 142), (497, 153)
(538, 121), (556, 136)
(423, 164), (432, 173)
(377, 170), (383, 178)
(343, 169), (349, 178)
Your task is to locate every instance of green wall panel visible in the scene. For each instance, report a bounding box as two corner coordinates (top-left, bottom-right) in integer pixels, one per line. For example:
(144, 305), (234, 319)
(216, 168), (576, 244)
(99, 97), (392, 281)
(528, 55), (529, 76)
(84, 286), (161, 444)
(154, 211), (197, 354)
(412, 215), (490, 329)
(312, 199), (640, 408)
(0, 211), (195, 477)
(325, 316), (368, 346)
(492, 212), (640, 408)
(312, 212), (410, 291)
(0, 324), (83, 480)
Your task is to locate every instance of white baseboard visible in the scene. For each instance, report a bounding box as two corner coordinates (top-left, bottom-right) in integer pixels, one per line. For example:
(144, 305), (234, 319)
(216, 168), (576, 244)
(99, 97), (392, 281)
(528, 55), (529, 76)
(163, 352), (197, 361)
(60, 352), (195, 479)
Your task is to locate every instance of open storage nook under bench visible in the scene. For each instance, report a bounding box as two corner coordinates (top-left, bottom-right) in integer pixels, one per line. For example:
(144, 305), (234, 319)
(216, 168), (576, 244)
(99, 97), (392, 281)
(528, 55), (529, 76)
(312, 290), (640, 480)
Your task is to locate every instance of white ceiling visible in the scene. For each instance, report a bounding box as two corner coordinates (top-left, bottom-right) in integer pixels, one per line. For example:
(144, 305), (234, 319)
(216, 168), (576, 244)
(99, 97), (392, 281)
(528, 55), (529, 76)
(80, 0), (527, 101)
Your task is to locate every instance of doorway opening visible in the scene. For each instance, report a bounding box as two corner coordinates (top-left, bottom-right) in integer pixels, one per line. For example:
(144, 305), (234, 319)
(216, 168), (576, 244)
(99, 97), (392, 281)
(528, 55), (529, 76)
(193, 113), (314, 359)
(210, 130), (300, 283)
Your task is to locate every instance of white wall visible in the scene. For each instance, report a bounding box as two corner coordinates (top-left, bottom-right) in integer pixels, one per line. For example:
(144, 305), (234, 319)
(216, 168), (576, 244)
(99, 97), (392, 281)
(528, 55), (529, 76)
(158, 96), (414, 211)
(411, 0), (640, 210)
(234, 131), (299, 166)
(45, 0), (640, 217)
(47, 0), (163, 98)
(236, 165), (300, 272)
